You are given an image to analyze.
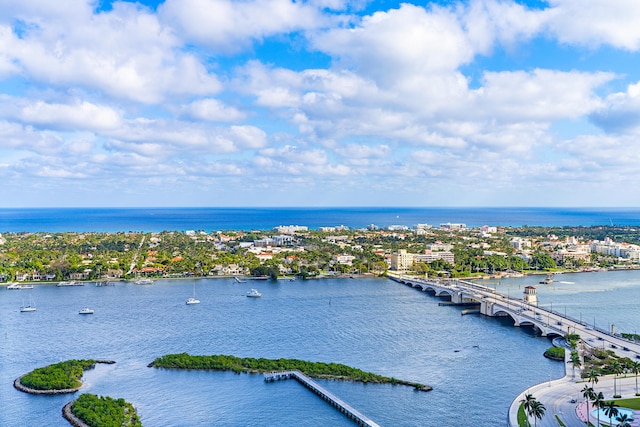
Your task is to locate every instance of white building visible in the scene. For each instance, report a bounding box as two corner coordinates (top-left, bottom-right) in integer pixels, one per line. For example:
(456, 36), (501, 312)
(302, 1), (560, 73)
(510, 237), (532, 250)
(274, 225), (308, 234)
(426, 242), (453, 251)
(391, 249), (414, 271)
(414, 251), (455, 264)
(332, 254), (356, 265)
(387, 225), (409, 231)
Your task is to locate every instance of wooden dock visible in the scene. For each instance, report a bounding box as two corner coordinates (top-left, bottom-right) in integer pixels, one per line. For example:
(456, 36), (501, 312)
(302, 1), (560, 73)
(264, 371), (381, 427)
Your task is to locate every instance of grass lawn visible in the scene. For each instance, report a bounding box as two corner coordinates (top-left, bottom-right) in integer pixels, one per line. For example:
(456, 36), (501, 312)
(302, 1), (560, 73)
(609, 396), (640, 409)
(517, 402), (530, 427)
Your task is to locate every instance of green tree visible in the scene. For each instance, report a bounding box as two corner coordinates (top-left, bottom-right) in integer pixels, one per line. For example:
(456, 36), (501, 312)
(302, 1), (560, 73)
(523, 393), (535, 418)
(593, 391), (605, 427)
(528, 400), (546, 427)
(530, 252), (556, 270)
(582, 385), (596, 427)
(571, 351), (582, 377)
(603, 401), (619, 427)
(610, 360), (623, 397)
(616, 413), (632, 427)
(630, 360), (640, 395)
(587, 368), (600, 386)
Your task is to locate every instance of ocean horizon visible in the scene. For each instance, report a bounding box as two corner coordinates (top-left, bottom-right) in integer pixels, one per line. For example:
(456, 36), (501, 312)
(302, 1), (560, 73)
(0, 206), (639, 233)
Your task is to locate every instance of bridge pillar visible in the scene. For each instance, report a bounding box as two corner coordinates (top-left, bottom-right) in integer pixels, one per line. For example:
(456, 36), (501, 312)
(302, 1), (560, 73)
(480, 301), (492, 316)
(453, 292), (463, 304)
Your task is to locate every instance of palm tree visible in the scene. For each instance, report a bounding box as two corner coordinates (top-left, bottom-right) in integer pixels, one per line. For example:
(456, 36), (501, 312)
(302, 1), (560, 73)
(571, 351), (582, 377)
(523, 393), (535, 418)
(582, 385), (596, 426)
(529, 400), (546, 427)
(603, 401), (619, 427)
(587, 368), (600, 386)
(630, 360), (640, 395)
(593, 391), (605, 427)
(616, 413), (632, 427)
(610, 360), (623, 397)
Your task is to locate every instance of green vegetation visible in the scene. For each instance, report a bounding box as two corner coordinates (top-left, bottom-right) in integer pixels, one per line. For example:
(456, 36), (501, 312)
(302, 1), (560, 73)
(149, 353), (431, 390)
(554, 414), (566, 426)
(606, 397), (640, 410)
(543, 346), (565, 361)
(2, 224), (640, 283)
(517, 402), (530, 427)
(71, 393), (142, 427)
(565, 333), (580, 349)
(621, 333), (640, 342)
(20, 359), (96, 391)
(582, 348), (636, 377)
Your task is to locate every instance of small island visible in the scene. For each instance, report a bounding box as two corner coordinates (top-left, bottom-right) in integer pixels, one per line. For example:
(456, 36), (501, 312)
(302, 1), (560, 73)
(543, 346), (565, 361)
(148, 352), (432, 391)
(15, 359), (115, 394)
(63, 393), (142, 427)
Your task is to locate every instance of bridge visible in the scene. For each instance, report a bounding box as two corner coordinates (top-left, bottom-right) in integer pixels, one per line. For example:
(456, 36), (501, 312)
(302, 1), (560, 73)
(265, 370), (380, 427)
(389, 274), (640, 359)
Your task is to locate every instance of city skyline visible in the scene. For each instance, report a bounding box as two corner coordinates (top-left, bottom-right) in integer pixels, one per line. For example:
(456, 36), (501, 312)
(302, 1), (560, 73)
(2, 0), (640, 207)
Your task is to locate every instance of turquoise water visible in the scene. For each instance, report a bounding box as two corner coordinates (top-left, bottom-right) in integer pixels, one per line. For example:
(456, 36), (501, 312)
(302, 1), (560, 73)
(591, 407), (634, 422)
(3, 270), (640, 426)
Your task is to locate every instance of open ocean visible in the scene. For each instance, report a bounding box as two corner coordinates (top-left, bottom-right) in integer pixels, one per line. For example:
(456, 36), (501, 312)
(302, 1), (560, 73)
(0, 207), (639, 232)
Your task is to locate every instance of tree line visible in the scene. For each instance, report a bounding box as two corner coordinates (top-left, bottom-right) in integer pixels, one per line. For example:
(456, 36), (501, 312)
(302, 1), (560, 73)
(149, 353), (430, 390)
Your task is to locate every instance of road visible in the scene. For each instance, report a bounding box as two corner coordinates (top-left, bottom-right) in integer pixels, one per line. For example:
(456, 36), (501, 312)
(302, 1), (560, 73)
(509, 356), (640, 426)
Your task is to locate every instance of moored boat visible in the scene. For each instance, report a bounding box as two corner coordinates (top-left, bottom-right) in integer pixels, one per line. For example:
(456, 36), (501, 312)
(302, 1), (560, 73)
(186, 282), (200, 304)
(134, 279), (154, 285)
(246, 289), (262, 298)
(57, 281), (83, 287)
(20, 295), (37, 312)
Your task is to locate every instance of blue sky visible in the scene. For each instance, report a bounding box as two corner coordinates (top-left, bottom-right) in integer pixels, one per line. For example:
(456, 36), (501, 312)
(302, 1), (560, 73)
(1, 0), (640, 207)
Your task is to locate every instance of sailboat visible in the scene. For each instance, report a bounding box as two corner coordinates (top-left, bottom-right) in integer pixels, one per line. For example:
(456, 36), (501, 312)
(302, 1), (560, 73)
(20, 294), (36, 312)
(186, 282), (200, 305)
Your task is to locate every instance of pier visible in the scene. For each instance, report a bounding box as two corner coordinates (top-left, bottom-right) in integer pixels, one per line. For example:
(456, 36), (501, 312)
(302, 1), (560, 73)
(264, 371), (380, 427)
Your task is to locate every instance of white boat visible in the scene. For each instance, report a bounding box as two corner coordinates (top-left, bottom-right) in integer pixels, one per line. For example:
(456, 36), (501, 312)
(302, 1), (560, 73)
(134, 279), (154, 285)
(20, 295), (36, 312)
(8, 283), (33, 289)
(186, 283), (200, 305)
(57, 281), (83, 287)
(79, 306), (94, 314)
(246, 288), (262, 298)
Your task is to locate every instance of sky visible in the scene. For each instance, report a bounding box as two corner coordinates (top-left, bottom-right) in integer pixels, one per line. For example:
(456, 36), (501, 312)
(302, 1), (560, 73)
(1, 0), (640, 208)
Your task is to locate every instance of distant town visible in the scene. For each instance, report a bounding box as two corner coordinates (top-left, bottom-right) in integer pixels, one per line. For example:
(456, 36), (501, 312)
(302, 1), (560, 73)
(2, 223), (640, 283)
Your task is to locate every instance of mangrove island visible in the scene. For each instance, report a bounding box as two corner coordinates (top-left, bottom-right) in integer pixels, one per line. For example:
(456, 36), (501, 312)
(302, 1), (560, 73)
(149, 352), (432, 391)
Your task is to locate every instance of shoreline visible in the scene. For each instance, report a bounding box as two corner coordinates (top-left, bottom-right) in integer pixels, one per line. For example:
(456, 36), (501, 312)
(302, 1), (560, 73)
(4, 266), (640, 289)
(62, 401), (90, 427)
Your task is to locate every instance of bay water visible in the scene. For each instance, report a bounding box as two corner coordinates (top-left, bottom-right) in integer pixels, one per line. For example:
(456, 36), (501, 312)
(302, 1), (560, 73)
(6, 272), (638, 426)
